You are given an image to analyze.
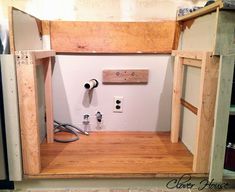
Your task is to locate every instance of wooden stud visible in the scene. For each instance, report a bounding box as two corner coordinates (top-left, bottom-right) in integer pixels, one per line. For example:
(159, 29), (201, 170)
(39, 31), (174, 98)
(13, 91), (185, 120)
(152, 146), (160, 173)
(43, 58), (54, 143)
(8, 7), (15, 53)
(15, 51), (41, 175)
(102, 70), (149, 84)
(171, 56), (184, 143)
(193, 53), (220, 173)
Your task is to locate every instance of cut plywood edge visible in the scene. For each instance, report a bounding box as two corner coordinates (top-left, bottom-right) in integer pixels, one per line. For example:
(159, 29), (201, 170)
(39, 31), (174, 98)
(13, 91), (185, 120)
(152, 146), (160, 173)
(50, 21), (177, 53)
(103, 70), (149, 84)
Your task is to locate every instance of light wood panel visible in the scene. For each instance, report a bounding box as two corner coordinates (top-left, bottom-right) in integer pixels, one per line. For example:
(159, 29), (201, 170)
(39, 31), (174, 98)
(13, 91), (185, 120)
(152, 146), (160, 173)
(36, 132), (194, 178)
(171, 56), (184, 143)
(102, 70), (149, 84)
(50, 21), (178, 53)
(15, 50), (55, 174)
(43, 58), (54, 143)
(15, 51), (41, 175)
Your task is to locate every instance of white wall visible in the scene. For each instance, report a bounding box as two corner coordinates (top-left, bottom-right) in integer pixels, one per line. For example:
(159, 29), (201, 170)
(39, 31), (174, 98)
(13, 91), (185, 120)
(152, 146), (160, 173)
(1, 0), (207, 21)
(53, 55), (173, 131)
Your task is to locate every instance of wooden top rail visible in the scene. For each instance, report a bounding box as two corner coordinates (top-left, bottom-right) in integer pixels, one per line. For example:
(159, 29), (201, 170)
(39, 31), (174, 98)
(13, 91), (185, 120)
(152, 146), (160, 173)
(15, 50), (55, 60)
(177, 0), (223, 22)
(172, 50), (206, 60)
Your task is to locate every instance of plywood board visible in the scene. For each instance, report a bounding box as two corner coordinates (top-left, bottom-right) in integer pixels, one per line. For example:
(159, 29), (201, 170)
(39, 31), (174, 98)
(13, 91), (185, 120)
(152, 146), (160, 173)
(15, 51), (41, 175)
(103, 70), (149, 84)
(50, 21), (177, 53)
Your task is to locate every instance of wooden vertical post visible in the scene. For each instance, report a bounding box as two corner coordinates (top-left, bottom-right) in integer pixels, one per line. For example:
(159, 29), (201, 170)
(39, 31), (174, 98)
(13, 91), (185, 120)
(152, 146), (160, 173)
(171, 56), (184, 143)
(43, 58), (54, 143)
(209, 56), (235, 182)
(15, 51), (41, 175)
(193, 53), (220, 173)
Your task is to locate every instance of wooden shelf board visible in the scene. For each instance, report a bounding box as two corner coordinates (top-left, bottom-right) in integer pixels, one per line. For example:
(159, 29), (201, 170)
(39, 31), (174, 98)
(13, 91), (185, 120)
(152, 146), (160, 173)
(223, 169), (235, 179)
(230, 105), (235, 115)
(177, 0), (223, 22)
(24, 132), (206, 179)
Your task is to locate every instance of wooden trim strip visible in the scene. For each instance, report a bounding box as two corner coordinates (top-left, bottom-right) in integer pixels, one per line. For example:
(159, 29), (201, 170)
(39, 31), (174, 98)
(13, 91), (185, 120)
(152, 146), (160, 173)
(172, 50), (204, 60)
(177, 0), (223, 22)
(33, 50), (55, 60)
(183, 58), (202, 68)
(180, 98), (198, 115)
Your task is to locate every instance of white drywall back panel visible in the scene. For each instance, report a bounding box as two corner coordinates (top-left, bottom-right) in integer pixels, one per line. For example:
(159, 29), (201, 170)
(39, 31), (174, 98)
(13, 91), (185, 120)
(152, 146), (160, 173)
(52, 55), (173, 132)
(1, 55), (22, 181)
(181, 12), (217, 51)
(13, 10), (43, 51)
(180, 66), (200, 154)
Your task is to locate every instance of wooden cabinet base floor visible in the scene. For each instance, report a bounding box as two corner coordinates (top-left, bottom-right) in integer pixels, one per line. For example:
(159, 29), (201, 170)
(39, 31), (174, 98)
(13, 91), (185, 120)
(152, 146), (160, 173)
(25, 132), (207, 179)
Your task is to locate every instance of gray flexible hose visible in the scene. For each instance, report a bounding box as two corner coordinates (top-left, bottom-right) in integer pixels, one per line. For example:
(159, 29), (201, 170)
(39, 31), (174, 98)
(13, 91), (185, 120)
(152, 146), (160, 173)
(54, 120), (88, 143)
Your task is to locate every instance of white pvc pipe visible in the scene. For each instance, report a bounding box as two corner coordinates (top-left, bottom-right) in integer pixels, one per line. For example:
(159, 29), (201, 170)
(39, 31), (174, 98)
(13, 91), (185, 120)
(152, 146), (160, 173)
(84, 79), (98, 90)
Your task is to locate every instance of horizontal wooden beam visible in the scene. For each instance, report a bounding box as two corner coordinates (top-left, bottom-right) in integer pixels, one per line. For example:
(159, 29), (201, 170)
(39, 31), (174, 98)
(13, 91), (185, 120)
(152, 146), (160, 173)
(183, 58), (202, 68)
(180, 98), (198, 115)
(33, 50), (55, 60)
(50, 21), (178, 53)
(172, 50), (204, 60)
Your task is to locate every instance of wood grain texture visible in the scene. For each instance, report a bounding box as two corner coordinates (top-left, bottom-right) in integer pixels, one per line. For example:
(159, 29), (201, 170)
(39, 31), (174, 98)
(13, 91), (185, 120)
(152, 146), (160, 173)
(50, 21), (177, 53)
(15, 51), (41, 175)
(43, 58), (54, 143)
(172, 50), (203, 60)
(193, 53), (220, 173)
(37, 132), (194, 178)
(171, 56), (184, 143)
(42, 21), (50, 35)
(102, 70), (149, 84)
(183, 58), (202, 68)
(181, 98), (198, 115)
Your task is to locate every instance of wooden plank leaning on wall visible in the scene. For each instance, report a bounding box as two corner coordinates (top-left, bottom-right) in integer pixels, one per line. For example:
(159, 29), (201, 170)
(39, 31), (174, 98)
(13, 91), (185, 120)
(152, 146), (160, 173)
(49, 21), (180, 53)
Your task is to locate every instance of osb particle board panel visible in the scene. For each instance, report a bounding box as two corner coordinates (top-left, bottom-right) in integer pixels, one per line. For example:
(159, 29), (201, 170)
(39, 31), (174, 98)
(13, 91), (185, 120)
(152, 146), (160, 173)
(103, 70), (149, 84)
(50, 21), (178, 53)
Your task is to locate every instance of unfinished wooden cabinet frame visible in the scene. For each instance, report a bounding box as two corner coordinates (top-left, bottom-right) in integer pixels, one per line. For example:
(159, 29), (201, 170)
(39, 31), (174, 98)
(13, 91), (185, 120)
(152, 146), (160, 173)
(15, 50), (55, 175)
(171, 50), (219, 173)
